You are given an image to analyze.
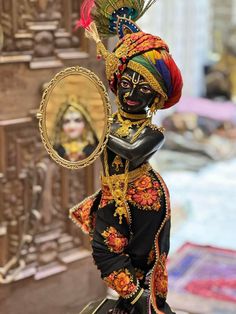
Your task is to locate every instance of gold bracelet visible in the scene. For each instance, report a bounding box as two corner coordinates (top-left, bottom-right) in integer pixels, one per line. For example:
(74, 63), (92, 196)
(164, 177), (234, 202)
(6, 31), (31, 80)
(130, 288), (144, 305)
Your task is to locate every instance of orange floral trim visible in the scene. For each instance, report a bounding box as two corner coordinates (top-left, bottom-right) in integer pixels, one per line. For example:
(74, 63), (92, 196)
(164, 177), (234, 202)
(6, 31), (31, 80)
(153, 253), (168, 299)
(102, 227), (128, 253)
(147, 247), (155, 265)
(135, 268), (146, 281)
(149, 171), (171, 313)
(154, 171), (171, 218)
(99, 185), (114, 208)
(104, 269), (138, 299)
(69, 192), (99, 234)
(100, 172), (163, 211)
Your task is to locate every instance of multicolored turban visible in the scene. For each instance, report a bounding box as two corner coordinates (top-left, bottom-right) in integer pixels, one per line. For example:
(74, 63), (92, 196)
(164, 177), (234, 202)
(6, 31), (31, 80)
(76, 0), (183, 110)
(108, 32), (183, 110)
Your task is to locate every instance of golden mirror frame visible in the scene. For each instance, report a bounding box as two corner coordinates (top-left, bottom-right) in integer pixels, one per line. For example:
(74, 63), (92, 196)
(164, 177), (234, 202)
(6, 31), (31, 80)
(37, 66), (111, 169)
(0, 24), (3, 51)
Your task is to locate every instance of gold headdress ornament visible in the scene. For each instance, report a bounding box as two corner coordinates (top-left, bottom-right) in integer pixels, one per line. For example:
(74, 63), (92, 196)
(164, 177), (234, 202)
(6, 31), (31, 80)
(76, 1), (159, 81)
(82, 21), (124, 82)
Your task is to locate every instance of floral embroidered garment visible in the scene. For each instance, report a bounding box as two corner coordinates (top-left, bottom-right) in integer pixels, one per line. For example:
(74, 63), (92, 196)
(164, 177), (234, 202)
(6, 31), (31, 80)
(70, 164), (171, 311)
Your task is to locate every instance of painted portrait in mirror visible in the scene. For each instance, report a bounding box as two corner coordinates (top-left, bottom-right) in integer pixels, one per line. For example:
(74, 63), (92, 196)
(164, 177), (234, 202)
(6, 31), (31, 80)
(52, 96), (98, 162)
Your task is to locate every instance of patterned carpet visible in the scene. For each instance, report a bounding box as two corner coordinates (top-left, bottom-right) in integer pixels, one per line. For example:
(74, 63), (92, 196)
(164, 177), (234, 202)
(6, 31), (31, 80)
(167, 243), (236, 314)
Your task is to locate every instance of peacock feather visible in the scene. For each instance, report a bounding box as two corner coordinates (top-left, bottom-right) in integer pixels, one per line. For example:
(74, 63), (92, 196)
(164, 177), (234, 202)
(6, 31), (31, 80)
(91, 0), (158, 37)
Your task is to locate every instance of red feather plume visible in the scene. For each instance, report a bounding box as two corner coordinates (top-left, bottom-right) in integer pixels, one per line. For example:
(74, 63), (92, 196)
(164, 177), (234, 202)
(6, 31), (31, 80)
(75, 0), (95, 30)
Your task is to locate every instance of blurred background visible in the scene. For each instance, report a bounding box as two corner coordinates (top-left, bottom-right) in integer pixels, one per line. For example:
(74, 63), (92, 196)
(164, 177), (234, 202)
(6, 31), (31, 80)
(0, 1), (236, 313)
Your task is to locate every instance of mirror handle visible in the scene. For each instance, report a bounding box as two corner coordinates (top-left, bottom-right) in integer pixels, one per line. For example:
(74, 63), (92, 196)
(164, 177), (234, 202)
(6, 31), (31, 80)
(36, 112), (42, 119)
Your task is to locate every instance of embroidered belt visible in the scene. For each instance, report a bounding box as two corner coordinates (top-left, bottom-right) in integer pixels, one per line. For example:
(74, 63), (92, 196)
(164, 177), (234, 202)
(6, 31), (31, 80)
(101, 163), (152, 186)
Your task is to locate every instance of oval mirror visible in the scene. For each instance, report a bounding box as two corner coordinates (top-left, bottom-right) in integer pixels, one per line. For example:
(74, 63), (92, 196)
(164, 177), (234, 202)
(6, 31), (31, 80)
(38, 66), (111, 169)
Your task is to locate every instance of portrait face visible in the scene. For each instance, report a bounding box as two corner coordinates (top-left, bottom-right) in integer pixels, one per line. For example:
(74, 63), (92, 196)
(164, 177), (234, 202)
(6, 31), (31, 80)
(117, 68), (157, 113)
(62, 109), (85, 139)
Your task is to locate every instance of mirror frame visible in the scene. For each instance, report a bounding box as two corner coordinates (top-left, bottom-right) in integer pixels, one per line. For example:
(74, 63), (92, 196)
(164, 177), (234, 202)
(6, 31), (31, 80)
(37, 66), (111, 169)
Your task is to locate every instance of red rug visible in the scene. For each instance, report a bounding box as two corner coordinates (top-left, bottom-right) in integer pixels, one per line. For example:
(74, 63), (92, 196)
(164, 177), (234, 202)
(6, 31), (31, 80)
(168, 243), (236, 304)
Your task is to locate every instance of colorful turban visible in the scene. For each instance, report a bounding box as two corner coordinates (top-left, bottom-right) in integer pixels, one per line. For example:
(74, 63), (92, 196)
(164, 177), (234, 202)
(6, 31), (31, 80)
(108, 32), (183, 109)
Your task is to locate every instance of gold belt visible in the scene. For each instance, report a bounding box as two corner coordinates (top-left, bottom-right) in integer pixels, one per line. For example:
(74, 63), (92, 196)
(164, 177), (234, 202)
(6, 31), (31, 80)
(101, 163), (152, 185)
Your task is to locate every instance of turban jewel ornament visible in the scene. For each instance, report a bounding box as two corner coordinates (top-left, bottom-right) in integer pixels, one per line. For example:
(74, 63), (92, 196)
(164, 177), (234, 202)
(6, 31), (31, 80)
(76, 0), (183, 110)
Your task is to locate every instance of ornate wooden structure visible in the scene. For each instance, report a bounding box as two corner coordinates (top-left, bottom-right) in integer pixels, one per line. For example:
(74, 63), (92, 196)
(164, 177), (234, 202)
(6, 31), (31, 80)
(0, 0), (88, 68)
(0, 1), (106, 312)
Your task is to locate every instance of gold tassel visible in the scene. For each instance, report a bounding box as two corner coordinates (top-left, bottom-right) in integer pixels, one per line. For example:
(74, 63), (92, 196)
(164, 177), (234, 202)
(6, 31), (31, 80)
(84, 21), (120, 81)
(85, 21), (101, 44)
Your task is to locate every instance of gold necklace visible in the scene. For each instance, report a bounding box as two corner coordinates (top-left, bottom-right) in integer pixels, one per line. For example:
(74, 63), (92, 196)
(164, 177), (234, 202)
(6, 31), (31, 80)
(104, 148), (130, 224)
(104, 115), (151, 224)
(115, 112), (147, 137)
(63, 140), (87, 154)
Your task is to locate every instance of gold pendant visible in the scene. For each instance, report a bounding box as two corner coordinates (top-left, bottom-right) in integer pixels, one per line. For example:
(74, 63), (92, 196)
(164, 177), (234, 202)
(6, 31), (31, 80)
(115, 120), (132, 137)
(114, 204), (128, 224)
(112, 155), (123, 172)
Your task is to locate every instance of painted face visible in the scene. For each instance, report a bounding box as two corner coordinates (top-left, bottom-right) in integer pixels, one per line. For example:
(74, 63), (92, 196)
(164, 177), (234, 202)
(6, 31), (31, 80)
(62, 110), (85, 139)
(117, 68), (157, 113)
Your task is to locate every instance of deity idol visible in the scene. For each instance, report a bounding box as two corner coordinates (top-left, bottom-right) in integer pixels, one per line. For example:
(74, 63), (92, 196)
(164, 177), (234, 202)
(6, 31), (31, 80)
(70, 1), (183, 313)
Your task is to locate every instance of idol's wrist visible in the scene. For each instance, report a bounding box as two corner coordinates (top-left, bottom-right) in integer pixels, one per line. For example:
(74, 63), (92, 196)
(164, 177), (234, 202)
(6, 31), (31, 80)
(130, 288), (144, 305)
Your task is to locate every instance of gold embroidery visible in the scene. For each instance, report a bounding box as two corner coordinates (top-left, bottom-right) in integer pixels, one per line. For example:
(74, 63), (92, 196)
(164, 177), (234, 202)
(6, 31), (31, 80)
(101, 163), (152, 185)
(101, 166), (163, 212)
